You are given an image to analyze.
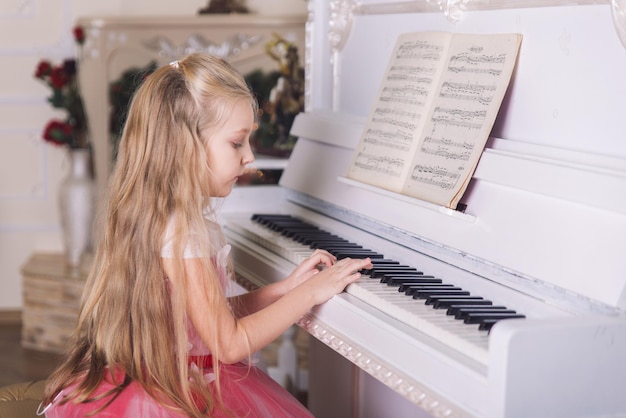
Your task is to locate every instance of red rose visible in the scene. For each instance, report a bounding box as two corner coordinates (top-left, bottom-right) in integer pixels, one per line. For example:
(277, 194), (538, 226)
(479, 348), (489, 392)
(63, 59), (77, 77)
(34, 61), (52, 79)
(73, 26), (85, 45)
(49, 66), (69, 89)
(35, 26), (89, 149)
(43, 120), (73, 146)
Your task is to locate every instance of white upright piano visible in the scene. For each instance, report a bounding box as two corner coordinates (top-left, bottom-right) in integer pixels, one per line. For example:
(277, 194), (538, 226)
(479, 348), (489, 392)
(221, 1), (626, 417)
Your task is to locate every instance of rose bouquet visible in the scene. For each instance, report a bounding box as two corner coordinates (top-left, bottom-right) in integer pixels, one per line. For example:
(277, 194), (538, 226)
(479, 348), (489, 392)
(34, 26), (89, 149)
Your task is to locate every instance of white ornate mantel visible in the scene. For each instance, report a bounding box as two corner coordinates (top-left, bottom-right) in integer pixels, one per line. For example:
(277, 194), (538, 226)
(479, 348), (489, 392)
(76, 14), (306, 209)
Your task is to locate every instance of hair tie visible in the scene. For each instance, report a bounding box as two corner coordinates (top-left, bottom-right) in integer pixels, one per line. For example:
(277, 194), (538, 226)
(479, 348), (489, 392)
(169, 60), (179, 69)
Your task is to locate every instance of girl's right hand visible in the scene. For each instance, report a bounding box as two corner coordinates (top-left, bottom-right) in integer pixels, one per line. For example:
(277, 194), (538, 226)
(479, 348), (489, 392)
(298, 257), (372, 306)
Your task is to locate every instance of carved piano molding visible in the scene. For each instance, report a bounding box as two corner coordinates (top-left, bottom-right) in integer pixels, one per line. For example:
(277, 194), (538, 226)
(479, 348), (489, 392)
(326, 0), (622, 53)
(76, 15), (306, 207)
(612, 0), (626, 47)
(298, 312), (466, 418)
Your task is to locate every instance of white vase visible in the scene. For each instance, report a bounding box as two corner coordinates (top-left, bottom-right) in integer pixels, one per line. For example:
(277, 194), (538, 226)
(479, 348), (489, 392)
(58, 148), (95, 268)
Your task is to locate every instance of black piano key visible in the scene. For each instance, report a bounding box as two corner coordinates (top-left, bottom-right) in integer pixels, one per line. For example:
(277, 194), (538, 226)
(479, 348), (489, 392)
(379, 274), (431, 284)
(303, 237), (345, 245)
(386, 277), (439, 286)
(290, 231), (331, 238)
(329, 248), (377, 253)
(368, 264), (414, 270)
(453, 308), (516, 320)
(330, 248), (381, 255)
(370, 268), (421, 278)
(310, 237), (357, 243)
(363, 266), (413, 275)
(373, 270), (424, 278)
(251, 213), (292, 222)
(463, 313), (526, 324)
(276, 222), (325, 235)
(398, 282), (450, 292)
(404, 286), (461, 294)
(319, 244), (364, 250)
(370, 259), (401, 265)
(478, 315), (523, 332)
(270, 222), (308, 232)
(413, 289), (470, 299)
(402, 284), (453, 295)
(361, 261), (402, 274)
(284, 230), (318, 239)
(432, 297), (489, 309)
(333, 251), (384, 260)
(282, 225), (319, 232)
(479, 319), (501, 331)
(446, 305), (507, 316)
(290, 230), (327, 235)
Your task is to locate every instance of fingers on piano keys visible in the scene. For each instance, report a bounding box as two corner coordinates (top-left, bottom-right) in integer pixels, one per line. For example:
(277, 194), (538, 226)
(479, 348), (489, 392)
(250, 214), (525, 333)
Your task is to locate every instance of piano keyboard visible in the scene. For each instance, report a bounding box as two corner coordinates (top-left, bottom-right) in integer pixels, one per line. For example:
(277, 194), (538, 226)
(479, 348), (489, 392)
(225, 213), (526, 366)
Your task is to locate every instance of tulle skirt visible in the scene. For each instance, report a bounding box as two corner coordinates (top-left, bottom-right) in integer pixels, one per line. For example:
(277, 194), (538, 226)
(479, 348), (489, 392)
(43, 357), (313, 418)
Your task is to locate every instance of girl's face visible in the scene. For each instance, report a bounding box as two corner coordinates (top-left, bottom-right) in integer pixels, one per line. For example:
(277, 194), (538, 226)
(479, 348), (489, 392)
(205, 99), (255, 197)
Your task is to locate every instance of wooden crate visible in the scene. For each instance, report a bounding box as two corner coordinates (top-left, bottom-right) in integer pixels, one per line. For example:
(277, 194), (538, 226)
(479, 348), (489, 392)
(21, 253), (88, 353)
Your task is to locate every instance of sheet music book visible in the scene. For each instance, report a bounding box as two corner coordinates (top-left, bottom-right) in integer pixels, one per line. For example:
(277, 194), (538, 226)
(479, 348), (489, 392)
(346, 31), (522, 209)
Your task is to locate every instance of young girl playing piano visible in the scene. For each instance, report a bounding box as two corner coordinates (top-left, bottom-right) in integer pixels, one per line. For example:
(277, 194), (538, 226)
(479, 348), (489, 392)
(40, 53), (371, 417)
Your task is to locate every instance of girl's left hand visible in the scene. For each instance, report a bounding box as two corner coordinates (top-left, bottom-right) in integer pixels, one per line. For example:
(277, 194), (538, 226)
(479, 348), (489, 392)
(284, 249), (337, 291)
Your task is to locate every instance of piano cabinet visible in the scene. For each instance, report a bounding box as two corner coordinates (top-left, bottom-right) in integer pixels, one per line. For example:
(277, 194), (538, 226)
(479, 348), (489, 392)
(222, 0), (626, 416)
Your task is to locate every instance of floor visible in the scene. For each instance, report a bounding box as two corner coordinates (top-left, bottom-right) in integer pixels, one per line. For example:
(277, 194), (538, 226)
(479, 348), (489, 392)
(0, 322), (62, 388)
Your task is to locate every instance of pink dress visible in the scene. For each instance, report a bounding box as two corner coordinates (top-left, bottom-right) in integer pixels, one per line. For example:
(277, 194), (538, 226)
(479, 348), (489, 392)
(43, 222), (313, 417)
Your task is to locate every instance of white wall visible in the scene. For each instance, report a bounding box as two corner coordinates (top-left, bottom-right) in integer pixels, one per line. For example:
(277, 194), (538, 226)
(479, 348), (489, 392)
(0, 0), (306, 311)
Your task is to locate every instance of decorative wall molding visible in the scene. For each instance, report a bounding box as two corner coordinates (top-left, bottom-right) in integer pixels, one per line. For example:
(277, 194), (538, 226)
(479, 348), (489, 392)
(0, 133), (48, 201)
(142, 33), (263, 61)
(0, 0), (74, 53)
(0, 0), (35, 18)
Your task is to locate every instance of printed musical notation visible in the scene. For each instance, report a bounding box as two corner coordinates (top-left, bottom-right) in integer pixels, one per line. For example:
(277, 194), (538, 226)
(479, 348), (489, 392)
(362, 127), (412, 150)
(347, 31), (522, 208)
(410, 164), (462, 190)
(421, 136), (473, 161)
(439, 82), (496, 104)
(353, 152), (404, 177)
(430, 106), (486, 130)
(395, 39), (443, 60)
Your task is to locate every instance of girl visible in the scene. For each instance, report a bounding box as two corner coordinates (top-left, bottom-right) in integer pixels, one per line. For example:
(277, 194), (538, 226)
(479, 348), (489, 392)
(40, 53), (371, 417)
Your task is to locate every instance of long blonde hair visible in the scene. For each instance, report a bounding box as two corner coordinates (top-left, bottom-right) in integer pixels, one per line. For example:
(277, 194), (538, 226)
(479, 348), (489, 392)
(42, 53), (258, 417)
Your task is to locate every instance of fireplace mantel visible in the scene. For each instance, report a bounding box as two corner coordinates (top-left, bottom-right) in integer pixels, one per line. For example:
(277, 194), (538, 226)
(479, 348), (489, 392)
(76, 14), (306, 206)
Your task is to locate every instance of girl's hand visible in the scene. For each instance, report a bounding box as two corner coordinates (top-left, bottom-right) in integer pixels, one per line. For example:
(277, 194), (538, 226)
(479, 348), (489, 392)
(297, 257), (373, 306)
(284, 249), (337, 290)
